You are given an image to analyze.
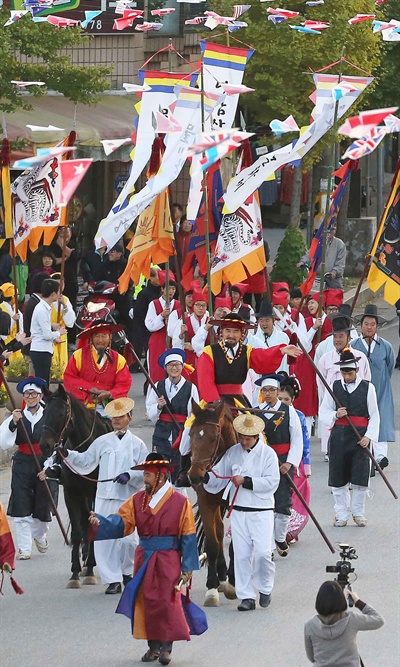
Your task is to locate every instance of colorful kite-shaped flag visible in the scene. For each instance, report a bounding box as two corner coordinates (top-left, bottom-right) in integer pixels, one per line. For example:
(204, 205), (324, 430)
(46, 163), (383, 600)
(155, 111), (182, 133)
(101, 138), (132, 156)
(26, 124), (64, 131)
(270, 115), (300, 134)
(306, 0), (324, 5)
(268, 15), (287, 24)
(372, 19), (397, 32)
(185, 17), (206, 24)
(303, 20), (330, 29)
(331, 81), (357, 101)
(135, 21), (163, 31)
(384, 114), (400, 132)
(342, 127), (388, 161)
(81, 11), (102, 29)
(233, 5), (251, 19)
(228, 21), (248, 31)
(4, 10), (29, 26)
(348, 14), (375, 24)
(13, 146), (74, 169)
(338, 107), (398, 138)
(46, 15), (80, 26)
(290, 25), (321, 33)
(151, 8), (175, 16)
(11, 80), (45, 87)
(123, 82), (151, 93)
(267, 7), (299, 18)
(221, 83), (255, 95)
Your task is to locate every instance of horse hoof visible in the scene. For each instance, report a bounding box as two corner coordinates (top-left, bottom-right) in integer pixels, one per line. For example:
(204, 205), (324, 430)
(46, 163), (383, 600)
(223, 582), (237, 600)
(204, 588), (219, 607)
(67, 578), (82, 589)
(217, 580), (227, 592)
(82, 576), (97, 586)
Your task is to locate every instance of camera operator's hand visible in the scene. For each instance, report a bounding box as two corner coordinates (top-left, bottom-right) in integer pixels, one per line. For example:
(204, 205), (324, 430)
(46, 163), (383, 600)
(358, 436), (370, 448)
(347, 589), (359, 604)
(336, 407), (348, 419)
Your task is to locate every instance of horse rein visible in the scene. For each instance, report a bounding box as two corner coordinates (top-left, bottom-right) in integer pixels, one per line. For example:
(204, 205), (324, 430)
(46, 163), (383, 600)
(190, 421), (223, 471)
(190, 420), (241, 518)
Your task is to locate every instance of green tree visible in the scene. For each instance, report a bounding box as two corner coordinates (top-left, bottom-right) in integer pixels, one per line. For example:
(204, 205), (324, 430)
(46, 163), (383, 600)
(0, 8), (111, 116)
(270, 227), (307, 287)
(363, 0), (400, 109)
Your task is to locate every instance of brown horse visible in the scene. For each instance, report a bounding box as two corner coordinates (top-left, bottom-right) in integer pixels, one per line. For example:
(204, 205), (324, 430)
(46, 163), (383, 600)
(188, 400), (237, 607)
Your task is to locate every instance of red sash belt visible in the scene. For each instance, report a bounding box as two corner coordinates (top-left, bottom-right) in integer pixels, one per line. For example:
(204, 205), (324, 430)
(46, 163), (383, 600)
(336, 416), (368, 427)
(159, 414), (187, 424)
(18, 443), (41, 455)
(216, 384), (243, 395)
(268, 442), (290, 455)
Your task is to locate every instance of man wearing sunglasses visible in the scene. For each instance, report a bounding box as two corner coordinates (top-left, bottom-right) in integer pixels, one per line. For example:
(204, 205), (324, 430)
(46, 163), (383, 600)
(0, 376), (51, 560)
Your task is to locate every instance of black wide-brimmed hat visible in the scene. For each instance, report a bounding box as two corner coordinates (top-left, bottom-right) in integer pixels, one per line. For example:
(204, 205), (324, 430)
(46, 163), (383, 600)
(354, 303), (387, 326)
(210, 312), (257, 330)
(77, 318), (124, 341)
(331, 314), (352, 333)
(131, 452), (175, 473)
(256, 300), (274, 319)
(334, 348), (361, 368)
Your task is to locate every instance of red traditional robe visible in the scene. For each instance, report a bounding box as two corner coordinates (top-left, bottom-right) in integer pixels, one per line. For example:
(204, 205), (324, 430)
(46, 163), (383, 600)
(147, 299), (181, 384)
(63, 346), (132, 406)
(184, 314), (210, 387)
(93, 486), (199, 641)
(291, 315), (332, 416)
(197, 343), (286, 403)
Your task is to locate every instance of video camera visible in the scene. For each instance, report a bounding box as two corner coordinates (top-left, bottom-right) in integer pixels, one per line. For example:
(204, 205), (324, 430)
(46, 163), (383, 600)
(326, 543), (358, 589)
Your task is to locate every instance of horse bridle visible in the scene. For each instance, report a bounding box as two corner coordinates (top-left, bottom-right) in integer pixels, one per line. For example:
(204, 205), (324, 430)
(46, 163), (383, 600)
(42, 394), (98, 450)
(190, 421), (223, 471)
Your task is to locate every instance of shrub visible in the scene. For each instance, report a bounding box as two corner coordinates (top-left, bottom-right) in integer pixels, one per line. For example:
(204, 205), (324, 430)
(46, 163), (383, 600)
(4, 355), (29, 382)
(270, 227), (308, 289)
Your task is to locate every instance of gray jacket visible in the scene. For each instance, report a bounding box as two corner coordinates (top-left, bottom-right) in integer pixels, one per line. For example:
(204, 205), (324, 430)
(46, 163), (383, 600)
(304, 603), (384, 667)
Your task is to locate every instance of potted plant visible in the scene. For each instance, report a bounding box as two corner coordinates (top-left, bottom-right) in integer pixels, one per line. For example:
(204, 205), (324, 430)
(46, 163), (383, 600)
(3, 356), (30, 410)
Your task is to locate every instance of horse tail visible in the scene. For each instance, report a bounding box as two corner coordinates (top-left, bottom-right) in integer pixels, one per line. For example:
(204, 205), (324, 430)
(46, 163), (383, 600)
(193, 502), (206, 553)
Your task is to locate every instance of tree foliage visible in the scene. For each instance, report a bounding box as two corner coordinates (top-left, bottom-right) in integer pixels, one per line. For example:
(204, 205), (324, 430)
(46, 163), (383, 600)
(363, 0), (400, 108)
(210, 1), (383, 165)
(0, 8), (111, 115)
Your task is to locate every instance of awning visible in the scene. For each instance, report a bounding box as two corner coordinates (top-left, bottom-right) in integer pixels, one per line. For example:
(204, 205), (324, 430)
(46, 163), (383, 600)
(4, 93), (137, 162)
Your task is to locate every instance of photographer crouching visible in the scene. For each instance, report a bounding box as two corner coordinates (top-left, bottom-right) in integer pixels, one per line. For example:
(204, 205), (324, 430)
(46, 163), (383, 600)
(304, 580), (384, 666)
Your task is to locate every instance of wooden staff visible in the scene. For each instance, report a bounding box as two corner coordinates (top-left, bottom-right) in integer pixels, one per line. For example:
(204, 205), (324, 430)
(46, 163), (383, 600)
(9, 239), (20, 333)
(0, 367), (70, 544)
(283, 472), (335, 553)
(295, 336), (398, 500)
(57, 129), (76, 323)
(126, 341), (183, 432)
(228, 406), (285, 416)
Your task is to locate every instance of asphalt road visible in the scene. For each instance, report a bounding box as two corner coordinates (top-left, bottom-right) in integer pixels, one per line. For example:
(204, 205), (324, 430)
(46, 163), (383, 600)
(1, 314), (399, 667)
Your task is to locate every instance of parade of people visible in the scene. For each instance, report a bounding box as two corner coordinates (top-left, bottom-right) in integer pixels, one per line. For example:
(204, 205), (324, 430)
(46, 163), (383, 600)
(0, 3), (399, 665)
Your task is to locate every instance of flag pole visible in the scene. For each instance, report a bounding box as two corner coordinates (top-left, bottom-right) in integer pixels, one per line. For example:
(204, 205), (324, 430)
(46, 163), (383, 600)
(350, 158), (400, 314)
(57, 121), (77, 324)
(316, 46), (346, 344)
(164, 41), (174, 348)
(200, 55), (213, 319)
(1, 116), (20, 332)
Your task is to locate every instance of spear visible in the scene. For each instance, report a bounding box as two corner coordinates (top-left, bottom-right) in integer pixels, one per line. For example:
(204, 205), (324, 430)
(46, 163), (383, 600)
(0, 367), (70, 544)
(272, 306), (397, 499)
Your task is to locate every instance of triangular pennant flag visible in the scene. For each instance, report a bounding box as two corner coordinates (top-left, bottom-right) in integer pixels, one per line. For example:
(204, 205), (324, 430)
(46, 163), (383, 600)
(59, 159), (92, 206)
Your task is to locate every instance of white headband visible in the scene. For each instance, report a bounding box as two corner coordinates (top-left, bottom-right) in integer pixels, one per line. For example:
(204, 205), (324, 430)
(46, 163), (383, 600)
(164, 354), (183, 366)
(260, 378), (280, 389)
(23, 383), (43, 393)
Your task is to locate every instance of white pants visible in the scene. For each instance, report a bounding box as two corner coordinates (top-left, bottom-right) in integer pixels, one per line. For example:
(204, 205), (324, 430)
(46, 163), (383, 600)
(14, 516), (49, 555)
(320, 423), (330, 454)
(231, 510), (275, 600)
(273, 513), (290, 545)
(94, 497), (138, 584)
(373, 441), (387, 461)
(304, 416), (314, 439)
(331, 484), (368, 521)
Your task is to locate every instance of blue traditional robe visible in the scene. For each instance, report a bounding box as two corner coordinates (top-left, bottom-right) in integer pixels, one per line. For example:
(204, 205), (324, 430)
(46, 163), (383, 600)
(352, 336), (395, 442)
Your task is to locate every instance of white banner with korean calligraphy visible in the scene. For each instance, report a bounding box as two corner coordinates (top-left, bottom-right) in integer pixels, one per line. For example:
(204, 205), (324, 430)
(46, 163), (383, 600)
(95, 87), (220, 250)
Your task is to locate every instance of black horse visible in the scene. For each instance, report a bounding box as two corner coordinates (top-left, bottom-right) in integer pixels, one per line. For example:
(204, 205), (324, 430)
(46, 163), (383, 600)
(39, 384), (112, 588)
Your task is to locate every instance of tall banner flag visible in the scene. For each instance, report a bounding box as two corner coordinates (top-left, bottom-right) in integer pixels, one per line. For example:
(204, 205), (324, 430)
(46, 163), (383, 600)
(118, 138), (175, 291)
(187, 41), (254, 224)
(181, 161), (224, 289)
(210, 141), (265, 294)
(299, 161), (355, 296)
(0, 139), (12, 248)
(224, 75), (373, 212)
(367, 160), (400, 305)
(115, 71), (196, 221)
(309, 74), (374, 120)
(96, 87), (221, 250)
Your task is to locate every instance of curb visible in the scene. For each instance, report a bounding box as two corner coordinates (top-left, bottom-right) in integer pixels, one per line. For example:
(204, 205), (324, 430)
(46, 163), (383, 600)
(343, 282), (383, 307)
